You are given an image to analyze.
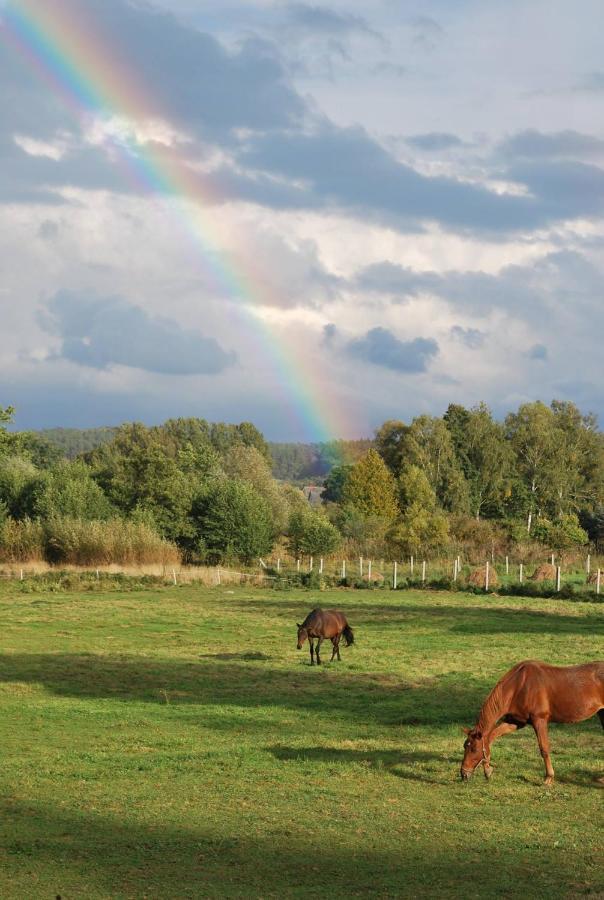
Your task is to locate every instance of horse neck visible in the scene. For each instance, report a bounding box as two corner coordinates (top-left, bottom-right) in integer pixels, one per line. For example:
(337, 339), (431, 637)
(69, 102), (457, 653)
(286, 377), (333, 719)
(476, 682), (506, 735)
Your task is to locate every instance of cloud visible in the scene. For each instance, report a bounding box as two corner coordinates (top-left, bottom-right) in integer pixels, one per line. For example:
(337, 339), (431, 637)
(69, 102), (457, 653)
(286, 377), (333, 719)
(529, 343), (548, 360)
(240, 121), (601, 234)
(353, 250), (604, 321)
(450, 326), (486, 349)
(346, 327), (438, 373)
(322, 322), (338, 345)
(38, 290), (236, 376)
(405, 133), (464, 152)
(498, 129), (604, 159)
(286, 4), (381, 41)
(410, 16), (444, 51)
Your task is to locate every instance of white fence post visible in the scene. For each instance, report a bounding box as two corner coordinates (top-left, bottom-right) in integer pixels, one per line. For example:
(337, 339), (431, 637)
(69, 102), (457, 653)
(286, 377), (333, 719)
(172, 568), (177, 585)
(410, 555), (414, 576)
(368, 560), (372, 581)
(586, 554), (591, 575)
(505, 556), (509, 575)
(453, 558), (458, 581)
(421, 560), (426, 583)
(277, 558), (281, 572)
(551, 553), (555, 567)
(393, 561), (398, 589)
(485, 561), (490, 591)
(519, 563), (523, 584)
(341, 559), (346, 579)
(319, 558), (324, 574)
(556, 565), (561, 592)
(309, 556), (313, 572)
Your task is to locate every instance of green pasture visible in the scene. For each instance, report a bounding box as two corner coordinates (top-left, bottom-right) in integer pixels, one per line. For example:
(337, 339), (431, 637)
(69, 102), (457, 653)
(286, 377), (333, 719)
(0, 584), (602, 898)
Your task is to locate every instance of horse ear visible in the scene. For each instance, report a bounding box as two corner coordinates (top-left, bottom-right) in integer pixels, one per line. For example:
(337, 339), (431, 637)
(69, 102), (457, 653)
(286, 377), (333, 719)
(461, 727), (471, 735)
(475, 730), (482, 739)
(296, 623), (301, 628)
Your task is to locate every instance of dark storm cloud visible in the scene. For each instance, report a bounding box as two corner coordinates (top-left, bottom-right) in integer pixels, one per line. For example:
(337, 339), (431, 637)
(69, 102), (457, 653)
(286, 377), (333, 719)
(2, 1), (604, 235)
(39, 290), (236, 376)
(354, 250), (603, 321)
(240, 122), (604, 234)
(346, 326), (438, 373)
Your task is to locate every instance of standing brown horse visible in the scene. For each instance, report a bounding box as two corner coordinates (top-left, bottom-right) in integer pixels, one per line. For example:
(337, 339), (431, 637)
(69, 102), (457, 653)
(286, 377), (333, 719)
(296, 608), (354, 666)
(460, 660), (604, 784)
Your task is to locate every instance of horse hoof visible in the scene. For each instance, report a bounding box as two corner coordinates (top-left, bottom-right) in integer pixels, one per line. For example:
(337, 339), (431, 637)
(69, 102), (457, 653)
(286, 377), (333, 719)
(544, 777), (554, 786)
(484, 765), (493, 780)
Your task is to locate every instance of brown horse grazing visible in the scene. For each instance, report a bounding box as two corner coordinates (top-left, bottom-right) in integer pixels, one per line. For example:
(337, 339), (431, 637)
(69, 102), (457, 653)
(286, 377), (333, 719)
(460, 660), (604, 785)
(296, 608), (354, 666)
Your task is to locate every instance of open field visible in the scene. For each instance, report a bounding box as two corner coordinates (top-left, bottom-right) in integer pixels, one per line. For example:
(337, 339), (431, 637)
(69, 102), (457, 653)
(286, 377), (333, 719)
(0, 585), (602, 899)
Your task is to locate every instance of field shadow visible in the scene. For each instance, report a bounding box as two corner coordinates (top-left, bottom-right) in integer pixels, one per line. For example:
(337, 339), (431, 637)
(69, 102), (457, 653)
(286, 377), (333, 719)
(198, 651), (271, 661)
(0, 651), (489, 725)
(233, 598), (603, 637)
(269, 744), (450, 784)
(0, 797), (597, 898)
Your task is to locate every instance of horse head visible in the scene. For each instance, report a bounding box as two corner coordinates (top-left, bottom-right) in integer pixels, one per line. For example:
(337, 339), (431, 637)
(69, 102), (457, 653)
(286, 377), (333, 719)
(460, 727), (493, 781)
(296, 624), (308, 649)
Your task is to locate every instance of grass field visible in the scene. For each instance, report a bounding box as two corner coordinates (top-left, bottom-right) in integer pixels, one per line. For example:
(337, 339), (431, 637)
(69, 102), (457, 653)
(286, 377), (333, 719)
(0, 584), (602, 899)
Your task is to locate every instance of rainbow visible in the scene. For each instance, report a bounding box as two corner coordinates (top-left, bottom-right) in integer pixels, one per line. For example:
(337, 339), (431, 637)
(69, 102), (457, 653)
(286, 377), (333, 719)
(1, 0), (353, 443)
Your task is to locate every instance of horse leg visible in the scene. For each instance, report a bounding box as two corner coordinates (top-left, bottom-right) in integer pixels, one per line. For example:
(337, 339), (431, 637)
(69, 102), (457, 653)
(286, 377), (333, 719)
(309, 638), (315, 666)
(484, 722), (518, 779)
(315, 637), (323, 665)
(330, 637), (337, 661)
(531, 718), (555, 785)
(598, 709), (604, 729)
(335, 634), (342, 661)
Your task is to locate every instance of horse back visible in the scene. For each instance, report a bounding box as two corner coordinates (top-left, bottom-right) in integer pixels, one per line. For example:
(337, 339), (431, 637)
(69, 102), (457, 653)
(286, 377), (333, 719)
(505, 660), (604, 723)
(302, 608), (348, 638)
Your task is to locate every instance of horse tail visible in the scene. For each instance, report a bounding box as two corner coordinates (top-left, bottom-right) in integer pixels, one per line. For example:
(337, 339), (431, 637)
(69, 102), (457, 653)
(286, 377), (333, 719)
(342, 624), (354, 647)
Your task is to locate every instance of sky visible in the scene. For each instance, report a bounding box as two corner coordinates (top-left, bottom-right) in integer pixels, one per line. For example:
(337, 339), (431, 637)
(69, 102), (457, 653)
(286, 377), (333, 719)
(1, 0), (604, 441)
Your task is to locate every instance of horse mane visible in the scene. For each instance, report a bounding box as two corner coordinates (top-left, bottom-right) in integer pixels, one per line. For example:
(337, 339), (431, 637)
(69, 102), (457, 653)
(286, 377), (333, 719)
(477, 662), (526, 731)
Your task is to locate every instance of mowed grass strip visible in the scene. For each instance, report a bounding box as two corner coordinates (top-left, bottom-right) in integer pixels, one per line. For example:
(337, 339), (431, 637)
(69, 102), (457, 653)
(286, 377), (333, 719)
(0, 586), (602, 899)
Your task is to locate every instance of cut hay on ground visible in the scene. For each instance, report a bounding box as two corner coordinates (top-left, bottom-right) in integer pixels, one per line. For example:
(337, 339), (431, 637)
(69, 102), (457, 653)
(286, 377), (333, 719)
(531, 563), (557, 582)
(468, 565), (498, 589)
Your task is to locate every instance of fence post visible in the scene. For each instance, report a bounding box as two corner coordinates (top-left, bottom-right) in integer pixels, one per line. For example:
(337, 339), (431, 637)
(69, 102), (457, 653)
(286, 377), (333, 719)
(319, 558), (324, 574)
(505, 556), (509, 575)
(586, 554), (591, 575)
(453, 558), (458, 581)
(597, 569), (601, 595)
(421, 560), (426, 583)
(216, 566), (221, 585)
(368, 560), (372, 581)
(485, 561), (490, 591)
(360, 556), (363, 576)
(20, 568), (23, 581)
(551, 553), (555, 567)
(172, 568), (177, 585)
(410, 555), (414, 576)
(297, 558), (300, 572)
(393, 561), (398, 590)
(519, 563), (523, 584)
(309, 556), (313, 572)
(341, 559), (346, 579)
(556, 565), (561, 592)
(277, 558), (281, 572)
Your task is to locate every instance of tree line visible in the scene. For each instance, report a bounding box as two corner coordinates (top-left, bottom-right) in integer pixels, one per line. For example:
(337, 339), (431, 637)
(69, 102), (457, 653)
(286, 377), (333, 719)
(1, 399), (603, 566)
